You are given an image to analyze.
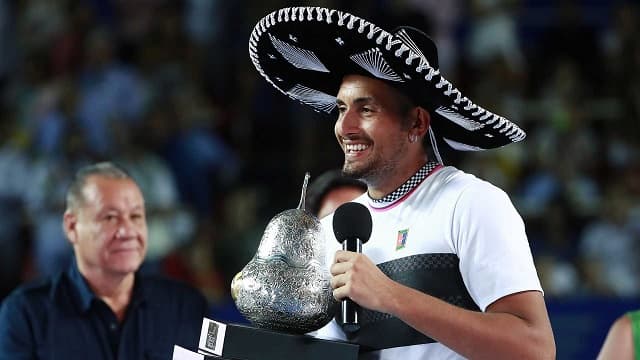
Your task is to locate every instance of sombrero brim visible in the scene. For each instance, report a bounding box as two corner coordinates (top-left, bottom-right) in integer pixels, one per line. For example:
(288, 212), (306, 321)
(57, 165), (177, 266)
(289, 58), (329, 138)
(249, 7), (526, 150)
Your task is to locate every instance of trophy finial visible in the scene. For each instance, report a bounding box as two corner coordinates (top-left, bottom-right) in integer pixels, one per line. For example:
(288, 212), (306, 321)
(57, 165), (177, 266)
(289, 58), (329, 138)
(297, 172), (310, 210)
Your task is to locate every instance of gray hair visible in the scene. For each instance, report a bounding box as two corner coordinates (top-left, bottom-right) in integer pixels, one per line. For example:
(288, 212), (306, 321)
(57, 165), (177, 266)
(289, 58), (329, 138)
(65, 162), (133, 211)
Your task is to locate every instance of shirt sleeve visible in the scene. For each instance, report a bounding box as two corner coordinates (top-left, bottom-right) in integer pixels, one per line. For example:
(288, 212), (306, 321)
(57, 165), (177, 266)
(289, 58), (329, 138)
(452, 179), (542, 311)
(0, 292), (38, 360)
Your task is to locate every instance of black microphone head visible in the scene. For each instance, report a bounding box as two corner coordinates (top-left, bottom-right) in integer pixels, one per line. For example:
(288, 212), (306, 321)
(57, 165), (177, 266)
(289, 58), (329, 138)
(333, 202), (372, 244)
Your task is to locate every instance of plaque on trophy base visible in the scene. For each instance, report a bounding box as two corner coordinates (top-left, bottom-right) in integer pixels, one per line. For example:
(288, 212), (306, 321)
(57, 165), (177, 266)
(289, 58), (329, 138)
(197, 318), (359, 360)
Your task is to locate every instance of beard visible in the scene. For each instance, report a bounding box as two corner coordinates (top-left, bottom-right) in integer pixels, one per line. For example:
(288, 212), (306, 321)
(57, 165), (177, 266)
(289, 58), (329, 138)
(341, 135), (408, 187)
(342, 155), (393, 184)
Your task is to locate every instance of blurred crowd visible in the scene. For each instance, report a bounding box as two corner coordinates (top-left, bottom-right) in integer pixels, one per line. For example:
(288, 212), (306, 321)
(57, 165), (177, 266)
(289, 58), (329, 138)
(0, 0), (638, 315)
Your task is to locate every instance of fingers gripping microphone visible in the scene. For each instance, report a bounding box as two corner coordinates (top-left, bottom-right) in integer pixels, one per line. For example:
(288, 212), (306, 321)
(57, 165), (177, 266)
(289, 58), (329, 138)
(332, 202), (373, 333)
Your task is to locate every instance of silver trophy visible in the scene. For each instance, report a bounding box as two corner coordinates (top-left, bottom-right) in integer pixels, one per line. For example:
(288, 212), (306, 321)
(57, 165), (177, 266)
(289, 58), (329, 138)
(231, 173), (337, 334)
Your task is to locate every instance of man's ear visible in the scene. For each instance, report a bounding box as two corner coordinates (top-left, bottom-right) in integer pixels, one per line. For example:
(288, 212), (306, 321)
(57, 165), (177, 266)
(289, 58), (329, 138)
(63, 210), (78, 245)
(412, 107), (431, 138)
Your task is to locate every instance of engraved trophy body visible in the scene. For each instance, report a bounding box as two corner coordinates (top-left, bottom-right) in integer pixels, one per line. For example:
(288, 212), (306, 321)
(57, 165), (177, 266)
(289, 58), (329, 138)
(231, 173), (337, 334)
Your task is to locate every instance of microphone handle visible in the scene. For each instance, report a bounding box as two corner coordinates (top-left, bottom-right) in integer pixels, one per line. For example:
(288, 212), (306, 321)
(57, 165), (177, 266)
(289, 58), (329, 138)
(341, 238), (362, 332)
(342, 237), (362, 253)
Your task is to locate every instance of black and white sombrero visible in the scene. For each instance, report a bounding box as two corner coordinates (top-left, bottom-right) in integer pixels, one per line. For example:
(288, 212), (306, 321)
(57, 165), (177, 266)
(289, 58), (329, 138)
(248, 7), (526, 151)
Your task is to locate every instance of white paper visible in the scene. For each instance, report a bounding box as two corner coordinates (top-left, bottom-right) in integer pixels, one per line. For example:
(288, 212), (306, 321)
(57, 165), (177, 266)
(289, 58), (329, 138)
(172, 345), (205, 360)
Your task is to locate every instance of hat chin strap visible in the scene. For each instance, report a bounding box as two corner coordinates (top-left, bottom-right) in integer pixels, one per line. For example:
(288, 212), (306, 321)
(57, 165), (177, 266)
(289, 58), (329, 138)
(429, 127), (444, 165)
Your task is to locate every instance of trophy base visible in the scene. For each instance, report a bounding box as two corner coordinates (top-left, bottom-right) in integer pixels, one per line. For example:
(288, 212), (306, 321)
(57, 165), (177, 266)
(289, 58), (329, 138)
(197, 318), (359, 360)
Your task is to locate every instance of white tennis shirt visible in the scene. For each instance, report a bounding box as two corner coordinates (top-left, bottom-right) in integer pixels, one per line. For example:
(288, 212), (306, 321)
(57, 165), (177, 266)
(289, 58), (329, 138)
(314, 166), (542, 359)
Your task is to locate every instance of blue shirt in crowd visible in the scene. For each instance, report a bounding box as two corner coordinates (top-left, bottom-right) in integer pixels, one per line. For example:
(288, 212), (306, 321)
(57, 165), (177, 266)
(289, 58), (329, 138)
(0, 261), (208, 360)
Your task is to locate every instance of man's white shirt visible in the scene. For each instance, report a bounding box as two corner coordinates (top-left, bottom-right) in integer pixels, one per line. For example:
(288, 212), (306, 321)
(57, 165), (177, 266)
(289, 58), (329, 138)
(313, 166), (542, 360)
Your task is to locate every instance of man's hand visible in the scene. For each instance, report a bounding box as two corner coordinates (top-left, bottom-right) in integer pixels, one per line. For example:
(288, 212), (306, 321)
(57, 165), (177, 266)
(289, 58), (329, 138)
(329, 250), (397, 313)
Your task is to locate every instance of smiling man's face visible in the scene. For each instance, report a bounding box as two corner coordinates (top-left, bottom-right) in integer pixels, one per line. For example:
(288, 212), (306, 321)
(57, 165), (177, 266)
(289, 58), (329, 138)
(64, 175), (148, 277)
(335, 74), (415, 186)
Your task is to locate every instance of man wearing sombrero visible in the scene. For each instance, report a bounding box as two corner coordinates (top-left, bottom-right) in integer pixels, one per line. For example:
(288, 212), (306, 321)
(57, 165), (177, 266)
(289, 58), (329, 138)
(249, 7), (555, 359)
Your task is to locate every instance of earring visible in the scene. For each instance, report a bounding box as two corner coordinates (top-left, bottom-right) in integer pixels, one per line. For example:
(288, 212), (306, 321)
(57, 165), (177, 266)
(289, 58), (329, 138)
(409, 134), (418, 143)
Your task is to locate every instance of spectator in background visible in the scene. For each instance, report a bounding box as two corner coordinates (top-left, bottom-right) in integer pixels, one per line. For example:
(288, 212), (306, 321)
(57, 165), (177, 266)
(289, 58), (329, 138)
(23, 82), (94, 276)
(0, 119), (31, 300)
(306, 169), (367, 218)
(0, 162), (207, 359)
(76, 27), (149, 157)
(602, 2), (640, 142)
(151, 83), (241, 218)
(578, 181), (640, 297)
(465, 0), (525, 74)
(597, 309), (640, 360)
(529, 0), (605, 97)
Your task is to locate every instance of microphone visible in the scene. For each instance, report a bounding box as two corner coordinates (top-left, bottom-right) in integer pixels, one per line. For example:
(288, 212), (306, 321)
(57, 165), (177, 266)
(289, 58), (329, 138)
(332, 202), (373, 333)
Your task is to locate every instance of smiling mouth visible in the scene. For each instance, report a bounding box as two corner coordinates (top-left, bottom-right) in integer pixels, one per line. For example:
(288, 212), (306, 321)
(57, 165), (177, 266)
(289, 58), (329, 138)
(344, 143), (370, 154)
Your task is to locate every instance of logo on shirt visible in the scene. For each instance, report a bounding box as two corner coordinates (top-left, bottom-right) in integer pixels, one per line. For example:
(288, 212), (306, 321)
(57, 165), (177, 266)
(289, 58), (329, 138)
(396, 229), (409, 250)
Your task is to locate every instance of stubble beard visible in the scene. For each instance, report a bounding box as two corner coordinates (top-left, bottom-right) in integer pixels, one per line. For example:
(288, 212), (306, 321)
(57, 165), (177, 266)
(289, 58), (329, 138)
(342, 156), (391, 186)
(342, 137), (408, 187)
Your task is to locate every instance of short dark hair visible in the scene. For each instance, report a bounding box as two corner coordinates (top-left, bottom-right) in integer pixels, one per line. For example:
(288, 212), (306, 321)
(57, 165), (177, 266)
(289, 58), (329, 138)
(66, 162), (133, 211)
(306, 169), (367, 216)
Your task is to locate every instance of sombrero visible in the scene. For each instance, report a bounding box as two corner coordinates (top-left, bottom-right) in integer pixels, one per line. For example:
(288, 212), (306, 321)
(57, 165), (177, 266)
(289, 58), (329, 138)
(248, 7), (526, 151)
